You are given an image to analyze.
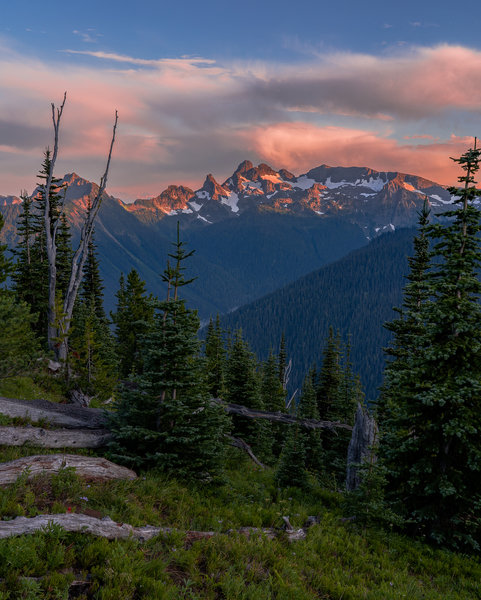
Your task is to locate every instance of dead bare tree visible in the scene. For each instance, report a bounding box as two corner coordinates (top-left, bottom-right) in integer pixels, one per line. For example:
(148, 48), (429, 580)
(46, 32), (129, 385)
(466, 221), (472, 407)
(43, 93), (118, 361)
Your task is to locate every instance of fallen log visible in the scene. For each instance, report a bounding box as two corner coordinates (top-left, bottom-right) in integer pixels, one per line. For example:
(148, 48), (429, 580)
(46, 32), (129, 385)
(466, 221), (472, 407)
(216, 400), (352, 431)
(0, 396), (351, 433)
(0, 513), (307, 542)
(0, 397), (106, 429)
(0, 426), (111, 448)
(0, 454), (136, 486)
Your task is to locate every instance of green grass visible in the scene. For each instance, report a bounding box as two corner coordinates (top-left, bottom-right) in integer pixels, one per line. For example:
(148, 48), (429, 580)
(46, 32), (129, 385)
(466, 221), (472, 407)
(0, 446), (480, 599)
(0, 374), (66, 403)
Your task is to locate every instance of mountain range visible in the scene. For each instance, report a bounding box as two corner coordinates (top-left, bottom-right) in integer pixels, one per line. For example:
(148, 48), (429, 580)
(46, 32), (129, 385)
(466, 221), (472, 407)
(0, 159), (453, 320)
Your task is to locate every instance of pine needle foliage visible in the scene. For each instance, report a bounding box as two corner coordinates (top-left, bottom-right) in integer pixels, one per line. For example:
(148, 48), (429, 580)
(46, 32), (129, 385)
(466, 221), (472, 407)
(109, 224), (228, 480)
(380, 143), (481, 551)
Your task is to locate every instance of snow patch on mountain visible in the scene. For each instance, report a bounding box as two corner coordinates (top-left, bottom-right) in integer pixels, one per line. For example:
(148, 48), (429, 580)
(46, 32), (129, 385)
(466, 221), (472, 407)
(196, 190), (210, 200)
(355, 177), (387, 191)
(294, 176), (316, 190)
(430, 193), (453, 205)
(189, 200), (202, 212)
(221, 192), (240, 213)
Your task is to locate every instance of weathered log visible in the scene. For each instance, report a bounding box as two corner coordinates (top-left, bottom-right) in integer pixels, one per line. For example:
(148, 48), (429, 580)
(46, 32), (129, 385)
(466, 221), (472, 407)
(0, 397), (106, 429)
(227, 435), (266, 469)
(345, 403), (378, 492)
(0, 454), (136, 486)
(0, 427), (111, 448)
(216, 400), (352, 431)
(0, 513), (307, 542)
(0, 395), (351, 435)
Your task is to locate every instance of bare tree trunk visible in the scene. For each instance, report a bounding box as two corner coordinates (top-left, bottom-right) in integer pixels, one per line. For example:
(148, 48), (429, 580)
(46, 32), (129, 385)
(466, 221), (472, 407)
(43, 94), (66, 353)
(42, 93), (118, 361)
(345, 403), (378, 492)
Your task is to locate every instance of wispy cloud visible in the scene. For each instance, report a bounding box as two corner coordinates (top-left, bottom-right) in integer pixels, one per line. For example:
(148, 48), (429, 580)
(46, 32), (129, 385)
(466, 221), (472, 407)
(72, 28), (102, 44)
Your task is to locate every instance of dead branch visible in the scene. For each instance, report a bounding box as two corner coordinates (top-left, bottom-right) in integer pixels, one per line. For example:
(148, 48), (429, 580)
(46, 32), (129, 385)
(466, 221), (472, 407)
(227, 435), (266, 469)
(0, 426), (111, 448)
(0, 454), (136, 486)
(58, 110), (118, 361)
(0, 513), (307, 542)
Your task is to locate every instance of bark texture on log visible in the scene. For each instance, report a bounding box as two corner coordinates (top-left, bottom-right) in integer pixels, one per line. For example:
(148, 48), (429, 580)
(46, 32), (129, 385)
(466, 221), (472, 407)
(0, 514), (307, 542)
(0, 427), (111, 448)
(0, 454), (136, 486)
(0, 397), (106, 429)
(216, 400), (352, 431)
(345, 403), (378, 492)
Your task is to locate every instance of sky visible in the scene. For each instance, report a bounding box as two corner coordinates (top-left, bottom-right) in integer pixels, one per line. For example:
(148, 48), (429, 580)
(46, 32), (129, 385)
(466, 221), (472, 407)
(2, 0), (481, 200)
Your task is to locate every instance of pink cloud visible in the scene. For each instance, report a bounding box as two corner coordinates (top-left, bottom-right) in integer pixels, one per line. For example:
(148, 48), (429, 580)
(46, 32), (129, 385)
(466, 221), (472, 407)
(248, 122), (472, 186)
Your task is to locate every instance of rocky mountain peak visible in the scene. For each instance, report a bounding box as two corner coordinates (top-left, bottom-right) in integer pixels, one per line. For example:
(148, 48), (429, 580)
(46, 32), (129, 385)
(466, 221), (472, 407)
(233, 160), (254, 176)
(200, 174), (229, 201)
(279, 168), (295, 181)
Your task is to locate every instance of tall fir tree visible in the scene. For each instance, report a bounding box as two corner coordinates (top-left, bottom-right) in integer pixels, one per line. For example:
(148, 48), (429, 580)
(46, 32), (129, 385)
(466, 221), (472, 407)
(225, 330), (273, 461)
(204, 314), (226, 398)
(278, 332), (288, 388)
(314, 329), (360, 485)
(70, 229), (117, 399)
(315, 327), (343, 420)
(111, 268), (155, 378)
(109, 224), (228, 479)
(380, 144), (481, 551)
(275, 424), (309, 490)
(297, 372), (324, 476)
(260, 349), (287, 456)
(378, 200), (431, 421)
(13, 151), (72, 343)
(0, 214), (38, 378)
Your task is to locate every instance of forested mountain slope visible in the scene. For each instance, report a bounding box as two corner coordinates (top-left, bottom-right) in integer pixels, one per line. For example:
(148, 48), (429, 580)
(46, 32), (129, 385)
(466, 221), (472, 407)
(220, 228), (416, 399)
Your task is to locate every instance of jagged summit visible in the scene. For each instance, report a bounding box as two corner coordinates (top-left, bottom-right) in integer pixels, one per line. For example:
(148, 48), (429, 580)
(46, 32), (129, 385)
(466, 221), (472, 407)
(2, 160), (455, 238)
(233, 160), (254, 176)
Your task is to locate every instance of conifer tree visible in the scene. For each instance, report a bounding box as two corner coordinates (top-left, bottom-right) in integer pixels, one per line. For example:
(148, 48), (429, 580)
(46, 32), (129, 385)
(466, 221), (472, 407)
(0, 214), (38, 378)
(278, 332), (288, 387)
(0, 215), (10, 286)
(297, 372), (324, 475)
(314, 329), (360, 485)
(225, 330), (273, 460)
(379, 200), (431, 418)
(70, 229), (117, 399)
(260, 349), (286, 456)
(315, 327), (343, 419)
(111, 269), (155, 377)
(109, 225), (228, 479)
(276, 424), (309, 490)
(204, 315), (226, 398)
(380, 144), (481, 551)
(13, 152), (72, 343)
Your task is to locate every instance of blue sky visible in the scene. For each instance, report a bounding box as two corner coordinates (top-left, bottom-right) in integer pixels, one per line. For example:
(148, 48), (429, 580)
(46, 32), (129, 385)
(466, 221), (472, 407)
(2, 1), (481, 199)
(3, 1), (478, 62)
